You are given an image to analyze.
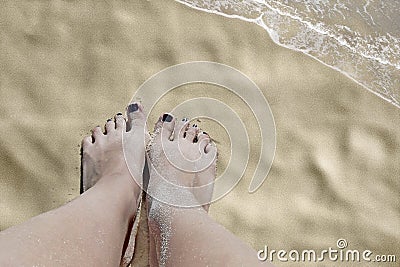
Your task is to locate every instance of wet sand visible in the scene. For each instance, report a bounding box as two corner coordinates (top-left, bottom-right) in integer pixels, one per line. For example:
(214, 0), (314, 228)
(0, 0), (399, 266)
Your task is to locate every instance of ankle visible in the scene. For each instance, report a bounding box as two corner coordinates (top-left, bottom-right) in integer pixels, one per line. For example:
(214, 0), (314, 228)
(95, 175), (139, 217)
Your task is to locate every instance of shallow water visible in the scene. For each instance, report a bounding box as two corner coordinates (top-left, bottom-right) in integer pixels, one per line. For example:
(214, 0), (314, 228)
(176, 0), (400, 108)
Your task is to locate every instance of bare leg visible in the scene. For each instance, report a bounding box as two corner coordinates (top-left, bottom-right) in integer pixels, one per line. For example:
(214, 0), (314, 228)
(146, 114), (273, 267)
(165, 207), (272, 266)
(0, 104), (147, 267)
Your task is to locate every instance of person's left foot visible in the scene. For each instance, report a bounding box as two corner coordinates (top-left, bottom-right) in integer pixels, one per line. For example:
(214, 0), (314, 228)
(81, 102), (147, 212)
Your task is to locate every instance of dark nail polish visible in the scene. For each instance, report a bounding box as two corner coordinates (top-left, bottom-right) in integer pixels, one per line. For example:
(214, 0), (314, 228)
(107, 118), (112, 122)
(193, 124), (197, 127)
(117, 112), (122, 116)
(202, 131), (207, 135)
(128, 103), (139, 113)
(182, 118), (188, 122)
(162, 113), (173, 122)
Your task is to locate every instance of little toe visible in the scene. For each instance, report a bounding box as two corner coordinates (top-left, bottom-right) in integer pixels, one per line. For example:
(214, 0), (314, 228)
(81, 136), (93, 148)
(161, 113), (175, 139)
(105, 118), (115, 133)
(126, 102), (146, 132)
(205, 142), (217, 155)
(115, 113), (127, 131)
(184, 124), (199, 142)
(91, 126), (103, 141)
(174, 117), (189, 140)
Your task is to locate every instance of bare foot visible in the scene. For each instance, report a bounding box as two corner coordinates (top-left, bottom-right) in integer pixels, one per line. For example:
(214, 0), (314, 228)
(146, 113), (217, 266)
(146, 113), (217, 209)
(0, 103), (148, 267)
(81, 102), (147, 218)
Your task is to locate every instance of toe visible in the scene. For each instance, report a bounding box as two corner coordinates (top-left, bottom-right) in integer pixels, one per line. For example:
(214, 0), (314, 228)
(160, 113), (175, 139)
(184, 124), (199, 142)
(126, 102), (146, 132)
(81, 136), (93, 148)
(91, 126), (103, 141)
(153, 115), (163, 133)
(198, 132), (211, 152)
(115, 113), (127, 131)
(205, 142), (217, 155)
(105, 118), (115, 133)
(174, 117), (189, 140)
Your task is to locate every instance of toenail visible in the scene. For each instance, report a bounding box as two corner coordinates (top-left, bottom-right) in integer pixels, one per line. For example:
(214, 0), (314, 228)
(107, 118), (112, 122)
(202, 131), (208, 135)
(182, 118), (188, 122)
(128, 103), (139, 113)
(193, 124), (197, 127)
(117, 112), (122, 116)
(162, 113), (173, 122)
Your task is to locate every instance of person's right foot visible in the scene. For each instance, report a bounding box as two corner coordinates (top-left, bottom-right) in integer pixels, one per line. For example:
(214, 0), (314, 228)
(146, 113), (218, 210)
(145, 113), (218, 267)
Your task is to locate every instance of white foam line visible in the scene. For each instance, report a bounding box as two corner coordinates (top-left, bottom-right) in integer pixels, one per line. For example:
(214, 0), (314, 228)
(174, 0), (400, 108)
(255, 18), (400, 108)
(259, 1), (399, 69)
(175, 0), (259, 23)
(177, 1), (399, 69)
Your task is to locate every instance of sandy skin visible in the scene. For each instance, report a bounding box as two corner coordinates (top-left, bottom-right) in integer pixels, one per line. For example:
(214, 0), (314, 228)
(146, 113), (273, 267)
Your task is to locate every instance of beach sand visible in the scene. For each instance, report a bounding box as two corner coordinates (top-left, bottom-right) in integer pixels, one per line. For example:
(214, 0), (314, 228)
(0, 0), (399, 266)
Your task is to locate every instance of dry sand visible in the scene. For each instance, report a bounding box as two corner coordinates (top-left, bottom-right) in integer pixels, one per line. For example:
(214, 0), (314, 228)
(0, 0), (399, 266)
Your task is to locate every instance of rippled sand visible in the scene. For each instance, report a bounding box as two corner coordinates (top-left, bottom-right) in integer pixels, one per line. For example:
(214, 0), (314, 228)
(0, 1), (399, 266)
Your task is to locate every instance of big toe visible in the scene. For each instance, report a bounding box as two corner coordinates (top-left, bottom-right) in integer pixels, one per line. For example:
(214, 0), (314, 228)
(126, 102), (146, 132)
(159, 113), (175, 140)
(198, 132), (211, 152)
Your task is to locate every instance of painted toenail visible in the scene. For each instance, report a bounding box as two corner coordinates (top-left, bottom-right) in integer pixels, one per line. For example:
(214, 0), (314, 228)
(162, 114), (173, 122)
(128, 103), (139, 113)
(182, 118), (188, 122)
(117, 112), (122, 116)
(107, 118), (112, 122)
(193, 124), (197, 127)
(202, 131), (208, 135)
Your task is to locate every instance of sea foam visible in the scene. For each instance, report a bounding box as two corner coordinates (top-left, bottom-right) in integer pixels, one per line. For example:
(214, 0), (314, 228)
(176, 0), (400, 108)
